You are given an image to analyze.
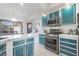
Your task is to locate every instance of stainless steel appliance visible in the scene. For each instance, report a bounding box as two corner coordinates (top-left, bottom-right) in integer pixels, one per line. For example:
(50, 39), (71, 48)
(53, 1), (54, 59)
(45, 29), (62, 54)
(47, 18), (60, 27)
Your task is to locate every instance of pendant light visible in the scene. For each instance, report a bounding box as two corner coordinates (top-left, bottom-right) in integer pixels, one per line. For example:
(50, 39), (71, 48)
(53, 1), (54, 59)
(10, 7), (17, 21)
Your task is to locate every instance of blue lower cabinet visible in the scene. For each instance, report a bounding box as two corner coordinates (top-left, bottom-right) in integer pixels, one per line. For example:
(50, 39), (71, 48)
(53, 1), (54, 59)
(0, 51), (6, 56)
(60, 46), (76, 54)
(60, 42), (76, 49)
(39, 34), (45, 45)
(27, 42), (34, 56)
(13, 45), (25, 56)
(39, 38), (45, 45)
(60, 50), (76, 56)
(25, 44), (28, 56)
(0, 43), (6, 56)
(13, 38), (34, 56)
(13, 40), (25, 46)
(60, 38), (77, 44)
(59, 38), (77, 56)
(26, 38), (34, 56)
(26, 38), (34, 43)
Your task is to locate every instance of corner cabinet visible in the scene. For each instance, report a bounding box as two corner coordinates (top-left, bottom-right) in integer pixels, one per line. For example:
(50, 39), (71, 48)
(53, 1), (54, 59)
(42, 15), (48, 27)
(13, 38), (34, 56)
(61, 4), (76, 25)
(39, 34), (45, 45)
(0, 43), (6, 56)
(59, 37), (79, 56)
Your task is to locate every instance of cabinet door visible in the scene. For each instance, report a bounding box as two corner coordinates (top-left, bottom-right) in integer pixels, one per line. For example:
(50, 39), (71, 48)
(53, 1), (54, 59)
(39, 35), (45, 45)
(0, 44), (6, 52)
(42, 15), (48, 27)
(59, 38), (77, 56)
(39, 37), (42, 44)
(49, 12), (54, 20)
(39, 37), (45, 45)
(13, 39), (25, 46)
(27, 42), (34, 56)
(54, 10), (59, 18)
(61, 4), (76, 25)
(26, 38), (34, 43)
(13, 45), (25, 56)
(0, 51), (6, 56)
(25, 44), (28, 56)
(0, 44), (6, 56)
(39, 34), (45, 45)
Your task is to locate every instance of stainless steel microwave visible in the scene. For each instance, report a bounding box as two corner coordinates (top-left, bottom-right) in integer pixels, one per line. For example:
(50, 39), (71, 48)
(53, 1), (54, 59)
(48, 18), (60, 27)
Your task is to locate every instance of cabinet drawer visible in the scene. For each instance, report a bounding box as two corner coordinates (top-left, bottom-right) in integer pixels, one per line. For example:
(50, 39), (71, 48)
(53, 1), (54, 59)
(60, 46), (76, 54)
(39, 36), (45, 39)
(0, 44), (6, 52)
(0, 51), (6, 56)
(39, 34), (45, 37)
(39, 37), (45, 40)
(27, 42), (34, 56)
(39, 37), (45, 45)
(13, 45), (25, 56)
(60, 38), (76, 44)
(60, 42), (76, 49)
(26, 38), (34, 43)
(13, 40), (25, 46)
(60, 49), (76, 56)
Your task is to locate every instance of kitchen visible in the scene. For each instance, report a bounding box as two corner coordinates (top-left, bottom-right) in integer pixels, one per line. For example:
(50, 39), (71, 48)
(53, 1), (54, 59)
(0, 3), (79, 56)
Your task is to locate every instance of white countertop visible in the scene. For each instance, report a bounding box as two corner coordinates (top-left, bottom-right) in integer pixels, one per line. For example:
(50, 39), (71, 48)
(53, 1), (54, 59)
(59, 34), (79, 40)
(0, 34), (34, 44)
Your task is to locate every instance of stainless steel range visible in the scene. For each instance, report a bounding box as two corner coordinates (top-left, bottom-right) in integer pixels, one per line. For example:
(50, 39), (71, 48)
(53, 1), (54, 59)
(45, 29), (62, 54)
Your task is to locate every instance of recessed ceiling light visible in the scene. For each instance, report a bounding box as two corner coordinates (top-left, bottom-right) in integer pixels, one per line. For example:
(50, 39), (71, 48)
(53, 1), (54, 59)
(20, 3), (24, 6)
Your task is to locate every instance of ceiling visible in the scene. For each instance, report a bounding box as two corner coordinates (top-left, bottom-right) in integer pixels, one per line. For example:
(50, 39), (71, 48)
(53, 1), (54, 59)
(0, 3), (65, 21)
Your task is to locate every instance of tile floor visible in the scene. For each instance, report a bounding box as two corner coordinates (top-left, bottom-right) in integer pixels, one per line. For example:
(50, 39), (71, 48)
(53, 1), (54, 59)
(34, 43), (59, 56)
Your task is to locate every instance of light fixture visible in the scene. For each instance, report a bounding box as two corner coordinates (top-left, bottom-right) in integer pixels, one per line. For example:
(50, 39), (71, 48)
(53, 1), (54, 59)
(65, 3), (71, 9)
(10, 9), (17, 22)
(66, 5), (71, 10)
(65, 3), (70, 5)
(10, 18), (17, 21)
(20, 3), (24, 6)
(42, 13), (46, 16)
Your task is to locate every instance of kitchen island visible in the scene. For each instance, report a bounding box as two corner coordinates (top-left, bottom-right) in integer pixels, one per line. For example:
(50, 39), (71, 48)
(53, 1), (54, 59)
(0, 34), (34, 56)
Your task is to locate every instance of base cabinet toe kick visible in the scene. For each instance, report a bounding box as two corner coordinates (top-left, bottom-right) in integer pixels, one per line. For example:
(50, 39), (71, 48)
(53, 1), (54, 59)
(0, 37), (34, 56)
